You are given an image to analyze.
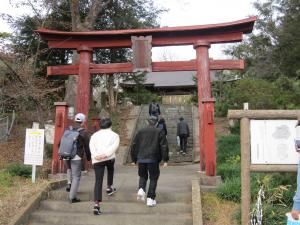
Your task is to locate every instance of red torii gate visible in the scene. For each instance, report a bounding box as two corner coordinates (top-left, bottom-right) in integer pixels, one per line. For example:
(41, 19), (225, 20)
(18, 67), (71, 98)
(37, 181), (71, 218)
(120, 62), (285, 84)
(36, 16), (256, 176)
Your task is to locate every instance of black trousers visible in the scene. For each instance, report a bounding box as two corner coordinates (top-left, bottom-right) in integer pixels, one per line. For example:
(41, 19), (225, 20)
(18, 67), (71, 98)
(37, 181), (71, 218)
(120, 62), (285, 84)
(138, 162), (160, 199)
(93, 159), (115, 202)
(179, 134), (188, 153)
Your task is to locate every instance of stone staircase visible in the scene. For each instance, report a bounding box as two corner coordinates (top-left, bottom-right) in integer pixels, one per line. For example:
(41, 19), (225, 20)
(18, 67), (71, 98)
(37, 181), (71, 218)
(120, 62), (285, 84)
(27, 165), (195, 225)
(126, 104), (194, 164)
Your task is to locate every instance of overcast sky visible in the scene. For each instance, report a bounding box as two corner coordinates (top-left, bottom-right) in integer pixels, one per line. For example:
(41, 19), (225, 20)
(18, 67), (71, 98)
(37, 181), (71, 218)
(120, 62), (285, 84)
(152, 0), (260, 60)
(0, 0), (261, 60)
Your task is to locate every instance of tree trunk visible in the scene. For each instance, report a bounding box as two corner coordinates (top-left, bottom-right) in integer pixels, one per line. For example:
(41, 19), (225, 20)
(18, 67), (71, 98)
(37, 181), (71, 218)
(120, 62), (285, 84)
(107, 75), (116, 112)
(65, 0), (108, 110)
(64, 51), (79, 108)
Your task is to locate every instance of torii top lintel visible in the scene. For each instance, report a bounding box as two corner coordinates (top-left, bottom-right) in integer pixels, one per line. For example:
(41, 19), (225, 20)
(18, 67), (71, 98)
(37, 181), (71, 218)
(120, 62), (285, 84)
(36, 17), (256, 49)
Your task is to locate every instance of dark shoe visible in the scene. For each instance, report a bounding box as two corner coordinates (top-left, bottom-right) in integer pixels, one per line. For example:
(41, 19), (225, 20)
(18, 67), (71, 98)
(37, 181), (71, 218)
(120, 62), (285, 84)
(66, 184), (71, 192)
(93, 206), (101, 215)
(70, 198), (81, 203)
(106, 187), (117, 196)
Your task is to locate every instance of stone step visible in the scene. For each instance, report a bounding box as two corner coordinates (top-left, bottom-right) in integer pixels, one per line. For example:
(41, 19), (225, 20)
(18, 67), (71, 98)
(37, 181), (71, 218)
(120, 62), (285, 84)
(49, 190), (191, 203)
(29, 211), (193, 225)
(127, 104), (195, 164)
(39, 200), (192, 214)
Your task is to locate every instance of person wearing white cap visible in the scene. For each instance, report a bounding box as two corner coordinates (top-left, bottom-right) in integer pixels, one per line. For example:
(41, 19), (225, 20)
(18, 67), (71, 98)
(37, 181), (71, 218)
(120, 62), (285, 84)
(66, 113), (91, 203)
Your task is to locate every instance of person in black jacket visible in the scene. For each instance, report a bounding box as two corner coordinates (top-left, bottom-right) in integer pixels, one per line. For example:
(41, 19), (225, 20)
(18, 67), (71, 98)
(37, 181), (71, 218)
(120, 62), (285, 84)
(157, 118), (167, 137)
(131, 116), (169, 207)
(148, 100), (161, 118)
(177, 117), (190, 155)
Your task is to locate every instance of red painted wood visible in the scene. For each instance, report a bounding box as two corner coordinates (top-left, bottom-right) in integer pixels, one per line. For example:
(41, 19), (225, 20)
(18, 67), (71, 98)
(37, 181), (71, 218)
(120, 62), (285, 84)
(37, 16), (256, 37)
(52, 102), (68, 174)
(91, 117), (101, 133)
(37, 17), (256, 48)
(194, 41), (216, 174)
(76, 47), (92, 125)
(37, 17), (256, 49)
(203, 101), (216, 176)
(90, 63), (133, 73)
(39, 17), (256, 177)
(47, 59), (245, 76)
(44, 32), (243, 49)
(47, 65), (79, 75)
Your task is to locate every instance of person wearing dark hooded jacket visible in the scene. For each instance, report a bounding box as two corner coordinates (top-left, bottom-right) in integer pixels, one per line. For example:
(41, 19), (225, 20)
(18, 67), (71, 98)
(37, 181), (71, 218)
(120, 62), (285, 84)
(131, 116), (169, 207)
(157, 118), (168, 137)
(176, 117), (190, 155)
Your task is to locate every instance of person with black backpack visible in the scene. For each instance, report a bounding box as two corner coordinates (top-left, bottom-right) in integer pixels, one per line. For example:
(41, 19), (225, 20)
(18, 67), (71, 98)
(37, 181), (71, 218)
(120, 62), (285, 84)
(157, 118), (167, 137)
(149, 100), (160, 118)
(59, 113), (91, 203)
(89, 117), (120, 215)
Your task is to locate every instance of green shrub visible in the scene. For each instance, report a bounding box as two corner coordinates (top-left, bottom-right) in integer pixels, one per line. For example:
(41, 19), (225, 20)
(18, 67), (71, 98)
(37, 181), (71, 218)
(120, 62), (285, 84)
(217, 162), (240, 180)
(217, 135), (240, 165)
(229, 123), (240, 134)
(0, 171), (14, 195)
(217, 177), (241, 202)
(6, 164), (32, 178)
(262, 205), (287, 225)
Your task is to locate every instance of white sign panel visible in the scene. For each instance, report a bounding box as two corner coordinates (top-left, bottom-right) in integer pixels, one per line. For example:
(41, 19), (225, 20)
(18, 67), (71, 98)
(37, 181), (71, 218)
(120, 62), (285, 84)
(250, 120), (299, 164)
(24, 129), (44, 166)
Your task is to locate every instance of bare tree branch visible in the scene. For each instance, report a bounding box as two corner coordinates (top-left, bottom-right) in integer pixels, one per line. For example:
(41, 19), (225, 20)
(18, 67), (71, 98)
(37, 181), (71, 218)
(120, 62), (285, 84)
(0, 54), (24, 84)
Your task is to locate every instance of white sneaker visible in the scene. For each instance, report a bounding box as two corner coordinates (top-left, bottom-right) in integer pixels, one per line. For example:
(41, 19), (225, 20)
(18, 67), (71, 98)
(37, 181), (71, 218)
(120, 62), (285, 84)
(146, 198), (156, 207)
(137, 188), (145, 202)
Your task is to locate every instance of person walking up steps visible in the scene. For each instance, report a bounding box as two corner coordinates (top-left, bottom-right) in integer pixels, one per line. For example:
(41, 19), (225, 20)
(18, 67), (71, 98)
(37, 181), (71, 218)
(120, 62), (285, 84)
(149, 100), (160, 119)
(177, 117), (190, 156)
(59, 113), (91, 203)
(131, 116), (169, 207)
(89, 117), (120, 215)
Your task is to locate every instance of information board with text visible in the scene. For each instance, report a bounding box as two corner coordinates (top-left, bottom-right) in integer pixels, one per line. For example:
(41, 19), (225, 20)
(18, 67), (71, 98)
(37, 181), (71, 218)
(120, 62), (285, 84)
(24, 129), (44, 166)
(250, 120), (299, 164)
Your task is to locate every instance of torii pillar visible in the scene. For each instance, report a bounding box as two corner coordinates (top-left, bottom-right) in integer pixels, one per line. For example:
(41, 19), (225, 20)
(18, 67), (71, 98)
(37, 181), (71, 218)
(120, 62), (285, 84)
(194, 41), (216, 176)
(76, 45), (93, 125)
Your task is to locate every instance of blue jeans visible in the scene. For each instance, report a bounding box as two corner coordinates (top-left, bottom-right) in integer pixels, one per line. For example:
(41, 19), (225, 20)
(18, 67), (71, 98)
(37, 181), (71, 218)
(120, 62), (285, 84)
(293, 158), (300, 210)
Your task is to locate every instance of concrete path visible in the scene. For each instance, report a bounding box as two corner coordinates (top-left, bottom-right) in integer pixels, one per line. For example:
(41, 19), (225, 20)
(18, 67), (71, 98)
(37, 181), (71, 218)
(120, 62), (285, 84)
(28, 162), (199, 225)
(27, 105), (201, 225)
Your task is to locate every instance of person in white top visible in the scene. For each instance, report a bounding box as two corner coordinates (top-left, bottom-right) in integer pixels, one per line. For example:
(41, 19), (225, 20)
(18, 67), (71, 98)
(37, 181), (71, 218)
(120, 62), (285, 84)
(89, 117), (120, 215)
(291, 116), (300, 220)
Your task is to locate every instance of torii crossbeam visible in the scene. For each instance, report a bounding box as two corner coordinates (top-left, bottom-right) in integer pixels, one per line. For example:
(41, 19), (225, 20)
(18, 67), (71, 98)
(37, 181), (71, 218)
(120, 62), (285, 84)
(36, 16), (256, 176)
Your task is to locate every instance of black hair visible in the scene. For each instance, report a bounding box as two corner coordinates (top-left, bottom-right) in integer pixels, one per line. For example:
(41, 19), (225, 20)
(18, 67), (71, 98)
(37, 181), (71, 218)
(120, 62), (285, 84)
(100, 117), (112, 129)
(159, 118), (165, 123)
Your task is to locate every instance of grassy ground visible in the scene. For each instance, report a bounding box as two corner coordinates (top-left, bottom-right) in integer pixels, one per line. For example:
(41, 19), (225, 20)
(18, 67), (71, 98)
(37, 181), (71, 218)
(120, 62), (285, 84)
(0, 122), (51, 224)
(0, 172), (49, 225)
(202, 192), (238, 225)
(202, 117), (239, 225)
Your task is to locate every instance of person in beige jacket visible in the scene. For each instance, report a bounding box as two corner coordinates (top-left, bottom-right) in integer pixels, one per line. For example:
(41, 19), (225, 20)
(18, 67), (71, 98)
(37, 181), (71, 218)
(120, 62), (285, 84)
(89, 117), (120, 215)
